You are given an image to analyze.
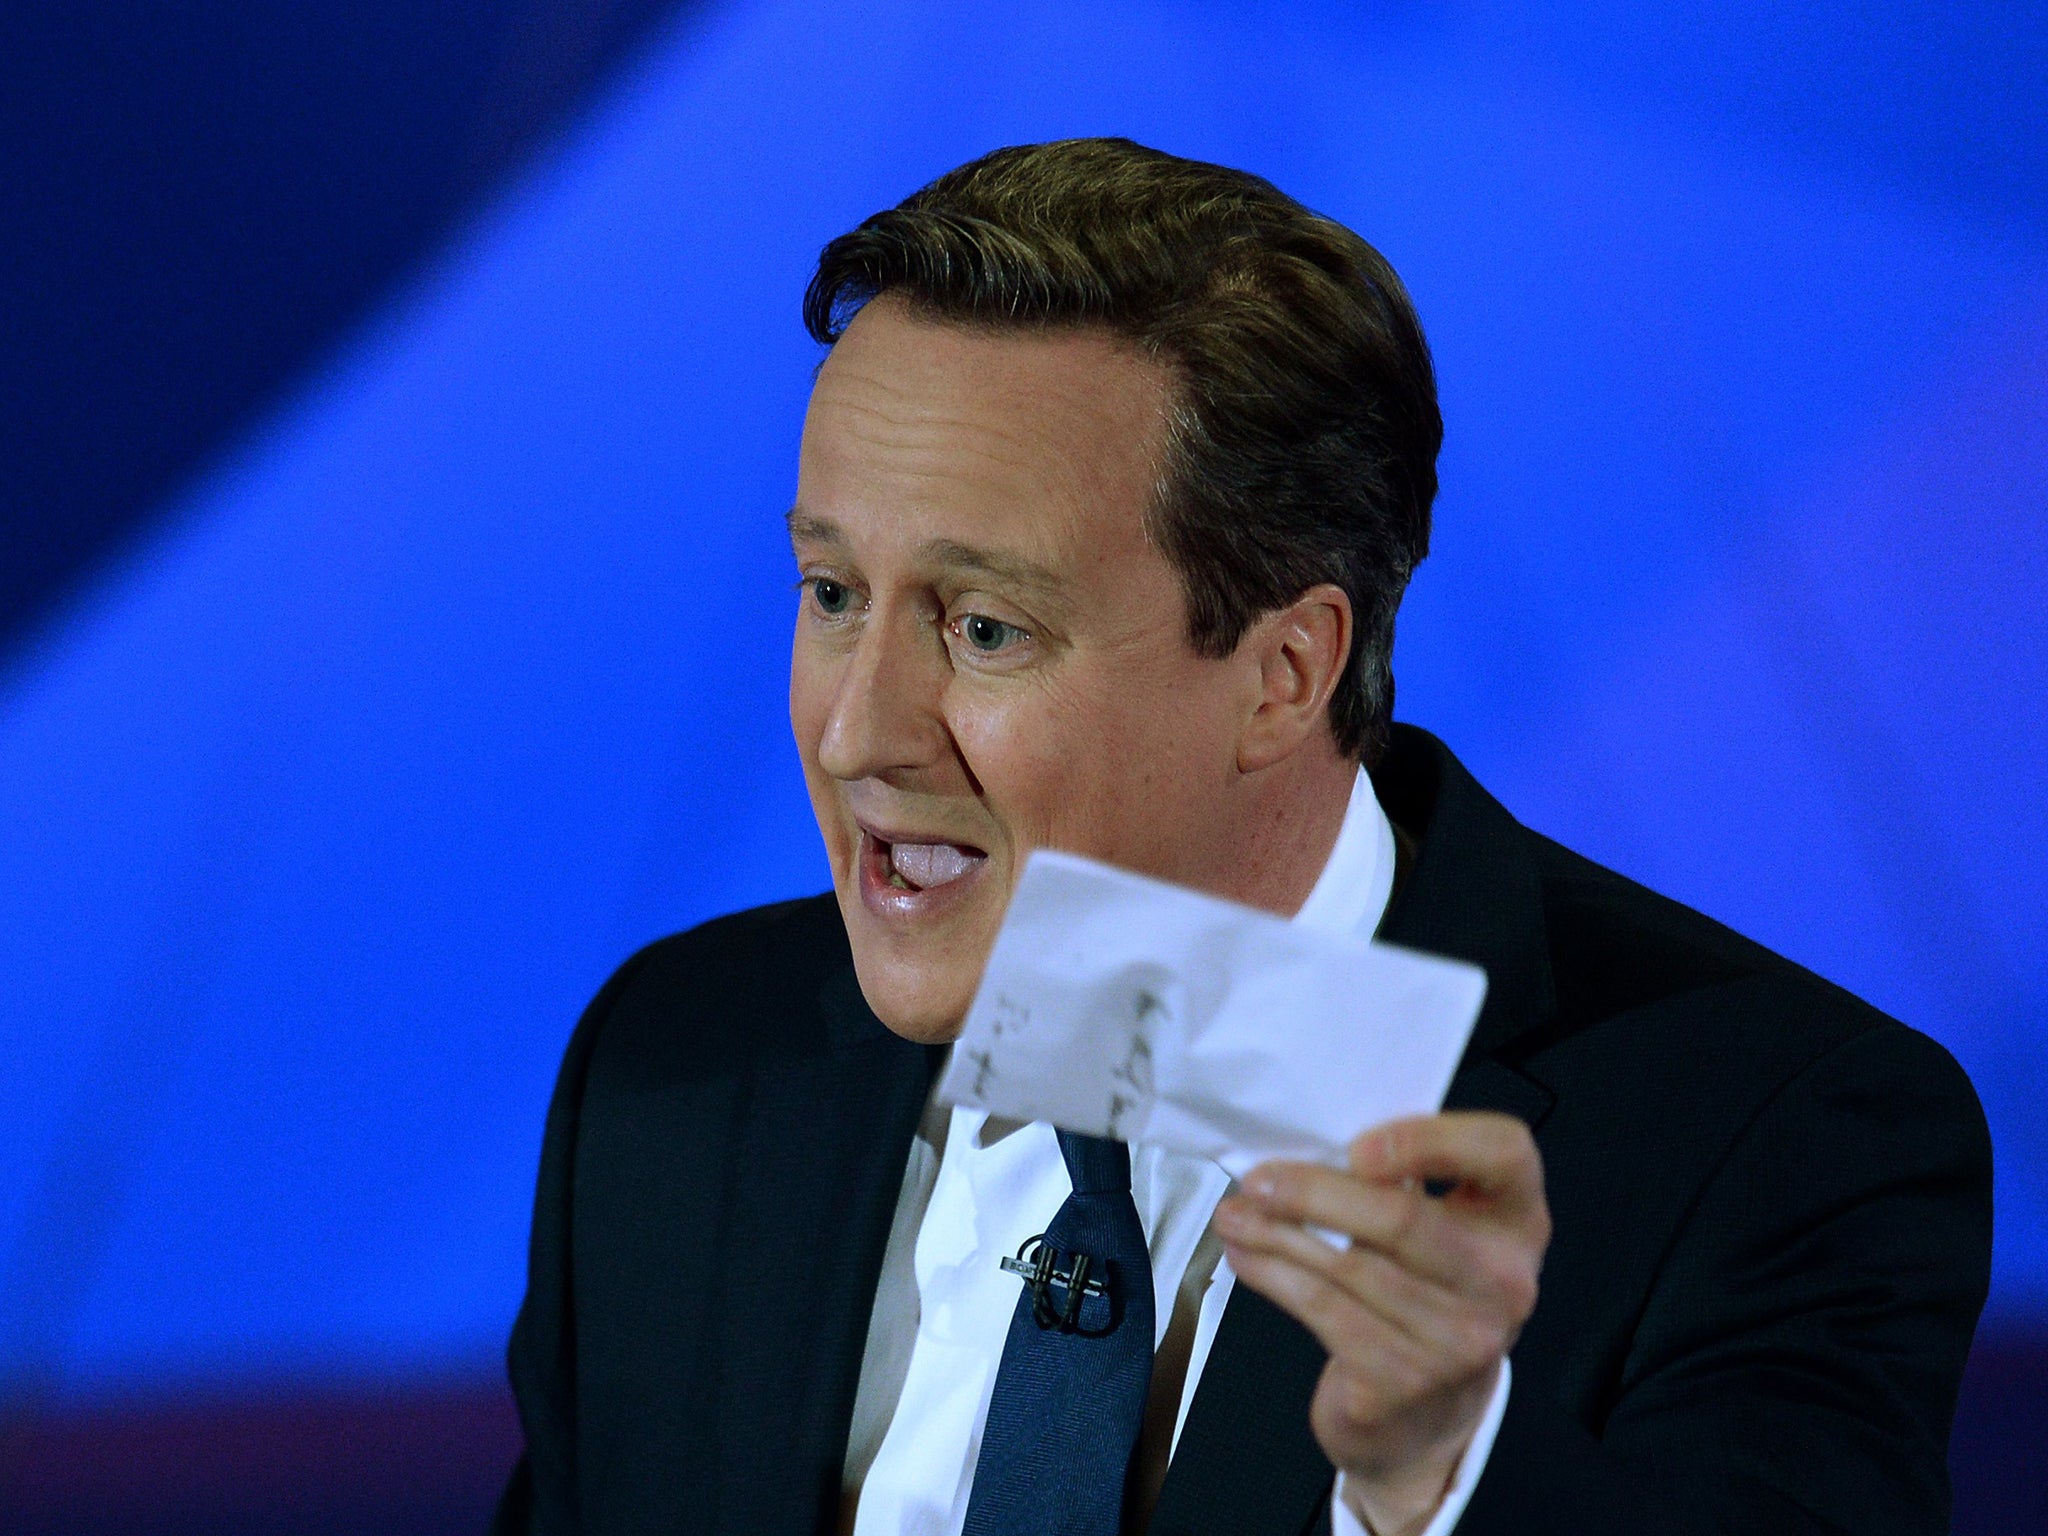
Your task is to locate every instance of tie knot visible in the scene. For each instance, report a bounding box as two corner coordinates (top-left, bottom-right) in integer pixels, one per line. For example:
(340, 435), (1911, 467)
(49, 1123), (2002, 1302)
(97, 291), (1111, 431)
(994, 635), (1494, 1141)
(1056, 1130), (1132, 1194)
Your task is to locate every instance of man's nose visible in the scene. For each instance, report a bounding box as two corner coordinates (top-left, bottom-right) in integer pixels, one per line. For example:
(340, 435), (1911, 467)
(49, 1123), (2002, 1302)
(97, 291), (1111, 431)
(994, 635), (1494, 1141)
(815, 605), (950, 783)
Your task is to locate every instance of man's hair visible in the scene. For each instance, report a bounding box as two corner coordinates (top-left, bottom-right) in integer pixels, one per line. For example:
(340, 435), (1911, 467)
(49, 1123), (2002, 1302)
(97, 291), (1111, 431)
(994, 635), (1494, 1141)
(803, 137), (1441, 764)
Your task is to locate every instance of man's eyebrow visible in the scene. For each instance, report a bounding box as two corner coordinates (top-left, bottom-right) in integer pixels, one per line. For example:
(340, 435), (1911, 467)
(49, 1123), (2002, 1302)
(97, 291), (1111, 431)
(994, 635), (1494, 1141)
(787, 513), (1066, 597)
(918, 538), (1067, 597)
(785, 508), (845, 546)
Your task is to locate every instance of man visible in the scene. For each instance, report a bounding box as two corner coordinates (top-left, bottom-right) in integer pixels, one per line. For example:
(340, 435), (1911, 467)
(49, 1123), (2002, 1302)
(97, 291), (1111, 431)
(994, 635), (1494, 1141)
(492, 139), (1990, 1535)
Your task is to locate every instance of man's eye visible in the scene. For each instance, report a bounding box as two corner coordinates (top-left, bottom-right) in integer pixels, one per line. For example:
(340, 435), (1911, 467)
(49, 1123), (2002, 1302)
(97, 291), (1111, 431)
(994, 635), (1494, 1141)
(955, 613), (1025, 653)
(809, 578), (854, 615)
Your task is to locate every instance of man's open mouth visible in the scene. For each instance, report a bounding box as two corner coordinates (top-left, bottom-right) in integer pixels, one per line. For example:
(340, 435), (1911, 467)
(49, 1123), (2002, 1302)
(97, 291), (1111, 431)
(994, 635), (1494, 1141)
(865, 831), (989, 893)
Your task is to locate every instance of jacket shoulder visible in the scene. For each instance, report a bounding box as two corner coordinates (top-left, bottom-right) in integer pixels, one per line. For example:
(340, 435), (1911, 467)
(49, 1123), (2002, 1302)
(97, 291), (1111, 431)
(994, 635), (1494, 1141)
(1533, 831), (1864, 1036)
(1520, 828), (1984, 1138)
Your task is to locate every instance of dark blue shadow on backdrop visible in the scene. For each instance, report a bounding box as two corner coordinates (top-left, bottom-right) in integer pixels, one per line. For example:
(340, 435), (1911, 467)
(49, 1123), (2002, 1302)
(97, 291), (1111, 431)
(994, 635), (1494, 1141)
(0, 0), (697, 652)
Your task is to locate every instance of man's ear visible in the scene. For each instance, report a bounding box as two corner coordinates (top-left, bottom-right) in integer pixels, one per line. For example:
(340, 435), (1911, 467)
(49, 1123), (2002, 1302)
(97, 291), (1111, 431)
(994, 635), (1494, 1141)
(1236, 583), (1352, 773)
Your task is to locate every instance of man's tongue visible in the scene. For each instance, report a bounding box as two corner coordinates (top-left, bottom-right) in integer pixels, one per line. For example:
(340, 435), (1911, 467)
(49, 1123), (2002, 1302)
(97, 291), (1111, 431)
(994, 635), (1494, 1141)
(888, 840), (984, 890)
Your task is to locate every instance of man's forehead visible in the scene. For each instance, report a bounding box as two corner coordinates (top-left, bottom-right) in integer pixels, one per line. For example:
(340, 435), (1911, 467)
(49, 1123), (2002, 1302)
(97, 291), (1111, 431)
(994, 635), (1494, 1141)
(806, 302), (1168, 460)
(797, 330), (1166, 575)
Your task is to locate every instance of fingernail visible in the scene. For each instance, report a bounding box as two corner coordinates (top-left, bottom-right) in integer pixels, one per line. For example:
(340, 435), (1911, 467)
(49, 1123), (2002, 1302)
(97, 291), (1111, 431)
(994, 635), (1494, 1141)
(1244, 1172), (1275, 1200)
(1361, 1129), (1391, 1168)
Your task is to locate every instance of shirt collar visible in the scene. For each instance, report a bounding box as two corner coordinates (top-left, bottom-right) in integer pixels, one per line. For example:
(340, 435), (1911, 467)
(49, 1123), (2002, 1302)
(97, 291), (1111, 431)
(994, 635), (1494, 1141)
(1289, 767), (1397, 945)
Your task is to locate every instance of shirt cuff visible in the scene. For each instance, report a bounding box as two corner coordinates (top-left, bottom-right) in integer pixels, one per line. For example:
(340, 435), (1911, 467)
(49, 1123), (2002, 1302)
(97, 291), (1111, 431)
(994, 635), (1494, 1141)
(1328, 1357), (1512, 1536)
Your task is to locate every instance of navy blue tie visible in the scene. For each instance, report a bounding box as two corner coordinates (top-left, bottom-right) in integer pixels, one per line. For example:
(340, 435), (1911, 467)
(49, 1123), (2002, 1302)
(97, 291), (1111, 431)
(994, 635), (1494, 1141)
(963, 1131), (1155, 1536)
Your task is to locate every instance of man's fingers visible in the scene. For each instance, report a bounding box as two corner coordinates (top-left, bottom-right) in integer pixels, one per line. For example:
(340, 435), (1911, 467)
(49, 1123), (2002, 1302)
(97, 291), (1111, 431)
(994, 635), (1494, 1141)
(1235, 1165), (1467, 1289)
(1222, 1235), (1440, 1386)
(1215, 1199), (1518, 1366)
(1350, 1113), (1546, 1222)
(1232, 1112), (1549, 1303)
(1217, 1188), (1538, 1322)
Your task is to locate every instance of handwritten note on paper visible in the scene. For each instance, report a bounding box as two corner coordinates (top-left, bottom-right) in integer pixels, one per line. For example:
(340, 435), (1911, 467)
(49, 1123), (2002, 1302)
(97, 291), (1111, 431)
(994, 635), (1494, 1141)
(936, 849), (1488, 1179)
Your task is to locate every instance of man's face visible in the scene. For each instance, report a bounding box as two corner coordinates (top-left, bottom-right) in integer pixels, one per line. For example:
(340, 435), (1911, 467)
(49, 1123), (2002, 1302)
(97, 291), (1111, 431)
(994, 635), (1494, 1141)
(789, 298), (1261, 1042)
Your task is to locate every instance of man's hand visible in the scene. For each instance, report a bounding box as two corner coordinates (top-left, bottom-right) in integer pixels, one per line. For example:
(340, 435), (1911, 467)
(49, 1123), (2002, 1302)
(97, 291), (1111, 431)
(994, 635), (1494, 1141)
(1212, 1112), (1550, 1536)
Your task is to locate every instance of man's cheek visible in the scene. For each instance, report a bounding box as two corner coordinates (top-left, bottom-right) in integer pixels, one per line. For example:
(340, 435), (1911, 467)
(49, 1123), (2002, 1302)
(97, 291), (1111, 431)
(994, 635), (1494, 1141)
(951, 707), (1090, 834)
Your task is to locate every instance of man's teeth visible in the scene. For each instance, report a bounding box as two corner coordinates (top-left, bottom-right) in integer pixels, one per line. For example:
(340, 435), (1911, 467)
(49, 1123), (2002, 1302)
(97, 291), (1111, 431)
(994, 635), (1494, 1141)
(887, 841), (984, 890)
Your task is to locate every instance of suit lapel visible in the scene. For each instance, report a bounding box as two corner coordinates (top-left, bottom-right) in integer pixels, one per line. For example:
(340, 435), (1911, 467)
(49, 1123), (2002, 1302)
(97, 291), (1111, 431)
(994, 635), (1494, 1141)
(1372, 727), (1557, 1067)
(1146, 1284), (1337, 1535)
(1149, 729), (1559, 1532)
(711, 964), (941, 1533)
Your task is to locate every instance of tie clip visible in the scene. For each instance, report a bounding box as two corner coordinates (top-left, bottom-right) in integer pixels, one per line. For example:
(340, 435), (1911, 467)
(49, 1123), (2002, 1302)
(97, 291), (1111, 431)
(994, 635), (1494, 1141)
(1000, 1234), (1109, 1331)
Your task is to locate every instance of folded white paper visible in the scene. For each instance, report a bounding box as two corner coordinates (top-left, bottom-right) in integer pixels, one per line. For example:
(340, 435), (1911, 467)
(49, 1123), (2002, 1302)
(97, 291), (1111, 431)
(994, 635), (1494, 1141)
(936, 849), (1488, 1179)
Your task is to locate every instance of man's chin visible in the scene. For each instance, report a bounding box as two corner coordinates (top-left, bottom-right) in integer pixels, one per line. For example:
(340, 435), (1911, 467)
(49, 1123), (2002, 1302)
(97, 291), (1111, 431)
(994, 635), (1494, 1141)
(875, 1010), (969, 1046)
(845, 953), (974, 1045)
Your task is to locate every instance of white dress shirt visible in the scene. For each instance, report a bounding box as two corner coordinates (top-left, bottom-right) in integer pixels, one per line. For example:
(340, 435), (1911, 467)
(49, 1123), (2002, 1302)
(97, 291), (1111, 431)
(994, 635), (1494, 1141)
(842, 770), (1510, 1534)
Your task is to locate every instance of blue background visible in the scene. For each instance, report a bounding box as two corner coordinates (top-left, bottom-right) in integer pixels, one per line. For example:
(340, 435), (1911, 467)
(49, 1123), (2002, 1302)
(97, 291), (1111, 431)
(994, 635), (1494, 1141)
(1, 0), (2043, 1405)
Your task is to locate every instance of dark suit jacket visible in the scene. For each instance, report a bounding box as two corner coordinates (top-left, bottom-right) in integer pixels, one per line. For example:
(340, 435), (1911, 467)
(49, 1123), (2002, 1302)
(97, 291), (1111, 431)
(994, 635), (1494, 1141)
(492, 726), (1991, 1535)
